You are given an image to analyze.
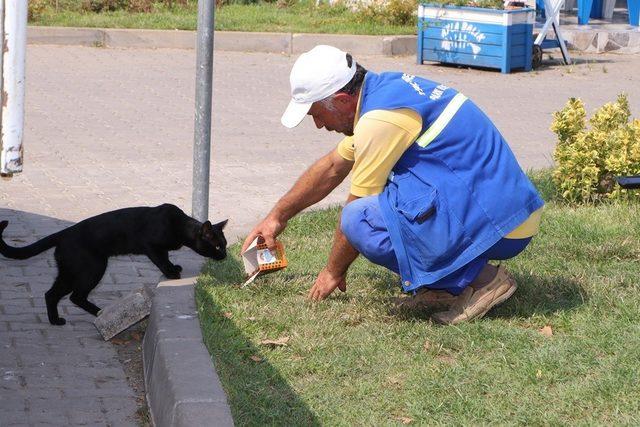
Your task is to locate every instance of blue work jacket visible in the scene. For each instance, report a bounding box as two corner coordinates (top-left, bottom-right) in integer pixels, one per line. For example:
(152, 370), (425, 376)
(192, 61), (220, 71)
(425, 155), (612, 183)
(360, 72), (544, 292)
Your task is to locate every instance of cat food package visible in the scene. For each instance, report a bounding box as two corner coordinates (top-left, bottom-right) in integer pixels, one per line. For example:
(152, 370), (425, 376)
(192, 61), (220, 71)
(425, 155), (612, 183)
(241, 237), (288, 287)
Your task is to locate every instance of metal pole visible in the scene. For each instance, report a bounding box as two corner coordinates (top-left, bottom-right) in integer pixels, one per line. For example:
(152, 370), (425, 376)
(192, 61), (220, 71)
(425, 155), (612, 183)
(192, 0), (215, 221)
(0, 0), (27, 177)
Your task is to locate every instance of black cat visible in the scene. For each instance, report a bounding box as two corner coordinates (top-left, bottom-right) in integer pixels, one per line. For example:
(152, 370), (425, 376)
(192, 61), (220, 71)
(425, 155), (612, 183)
(0, 204), (227, 325)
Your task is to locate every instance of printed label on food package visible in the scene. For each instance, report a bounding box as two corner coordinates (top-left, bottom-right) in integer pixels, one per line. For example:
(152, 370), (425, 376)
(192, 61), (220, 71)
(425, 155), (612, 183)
(257, 248), (277, 265)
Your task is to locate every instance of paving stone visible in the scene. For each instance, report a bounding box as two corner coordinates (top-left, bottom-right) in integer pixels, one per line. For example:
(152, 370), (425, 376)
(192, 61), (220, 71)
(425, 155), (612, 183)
(0, 394), (27, 409)
(1, 266), (26, 276)
(19, 351), (90, 368)
(0, 258), (50, 268)
(0, 291), (33, 300)
(8, 322), (51, 331)
(100, 396), (139, 414)
(67, 411), (111, 426)
(611, 32), (630, 47)
(14, 387), (64, 400)
(26, 398), (69, 425)
(604, 38), (623, 51)
(71, 386), (135, 399)
(4, 330), (45, 342)
(2, 305), (44, 315)
(94, 287), (152, 341)
(0, 313), (41, 322)
(0, 409), (30, 426)
(567, 31), (597, 50)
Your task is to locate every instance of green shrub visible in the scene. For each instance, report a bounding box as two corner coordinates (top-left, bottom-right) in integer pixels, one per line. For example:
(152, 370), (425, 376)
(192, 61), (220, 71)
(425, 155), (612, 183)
(356, 0), (419, 26)
(28, 0), (49, 20)
(356, 0), (418, 26)
(215, 0), (260, 6)
(382, 0), (418, 25)
(416, 0), (504, 8)
(82, 0), (130, 12)
(29, 0), (197, 13)
(355, 0), (504, 26)
(551, 94), (640, 204)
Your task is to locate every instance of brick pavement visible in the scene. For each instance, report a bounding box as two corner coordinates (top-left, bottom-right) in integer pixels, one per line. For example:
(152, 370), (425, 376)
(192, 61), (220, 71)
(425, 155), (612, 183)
(1, 45), (639, 425)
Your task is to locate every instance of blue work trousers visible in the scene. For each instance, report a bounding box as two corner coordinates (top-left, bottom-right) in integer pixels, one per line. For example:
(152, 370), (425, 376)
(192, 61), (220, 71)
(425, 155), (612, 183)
(341, 196), (532, 295)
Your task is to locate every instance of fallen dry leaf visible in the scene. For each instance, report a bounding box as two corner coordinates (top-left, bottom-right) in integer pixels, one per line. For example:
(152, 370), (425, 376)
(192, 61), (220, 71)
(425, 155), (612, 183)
(248, 316), (256, 321)
(538, 325), (553, 337)
(131, 331), (142, 342)
(111, 338), (129, 345)
(423, 340), (431, 352)
(223, 312), (233, 319)
(387, 375), (404, 388)
(249, 355), (263, 363)
(393, 416), (413, 424)
(259, 336), (290, 347)
(536, 369), (543, 379)
(436, 354), (455, 364)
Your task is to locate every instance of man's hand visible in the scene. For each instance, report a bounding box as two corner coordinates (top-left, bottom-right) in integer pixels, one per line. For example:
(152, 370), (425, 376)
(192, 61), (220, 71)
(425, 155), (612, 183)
(308, 268), (348, 301)
(241, 148), (353, 255)
(241, 214), (286, 253)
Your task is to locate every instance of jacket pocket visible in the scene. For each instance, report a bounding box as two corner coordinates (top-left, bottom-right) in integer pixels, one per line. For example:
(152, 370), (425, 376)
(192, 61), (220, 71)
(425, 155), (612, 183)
(397, 190), (437, 224)
(393, 183), (468, 272)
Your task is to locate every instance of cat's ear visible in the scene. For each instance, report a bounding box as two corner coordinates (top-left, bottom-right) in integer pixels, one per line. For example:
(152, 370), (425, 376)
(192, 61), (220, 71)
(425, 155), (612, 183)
(201, 221), (213, 236)
(215, 219), (228, 230)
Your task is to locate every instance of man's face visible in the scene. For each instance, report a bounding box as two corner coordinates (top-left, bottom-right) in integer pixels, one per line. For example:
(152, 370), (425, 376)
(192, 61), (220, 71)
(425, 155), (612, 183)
(307, 93), (357, 136)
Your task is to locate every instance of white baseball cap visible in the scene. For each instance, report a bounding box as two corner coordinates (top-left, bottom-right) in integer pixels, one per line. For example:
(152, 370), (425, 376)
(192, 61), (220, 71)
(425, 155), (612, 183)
(281, 45), (357, 128)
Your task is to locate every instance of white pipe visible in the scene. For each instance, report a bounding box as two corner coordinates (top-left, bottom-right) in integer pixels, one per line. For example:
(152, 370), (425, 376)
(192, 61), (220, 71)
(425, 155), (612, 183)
(1, 0), (27, 176)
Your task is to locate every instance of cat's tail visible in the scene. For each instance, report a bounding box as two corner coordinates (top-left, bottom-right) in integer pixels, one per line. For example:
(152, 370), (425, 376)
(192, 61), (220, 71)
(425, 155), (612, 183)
(0, 221), (59, 260)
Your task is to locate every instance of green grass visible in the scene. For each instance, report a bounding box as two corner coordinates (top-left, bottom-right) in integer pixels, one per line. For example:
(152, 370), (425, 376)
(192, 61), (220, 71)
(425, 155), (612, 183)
(31, 8), (199, 30)
(30, 2), (416, 35)
(196, 193), (640, 425)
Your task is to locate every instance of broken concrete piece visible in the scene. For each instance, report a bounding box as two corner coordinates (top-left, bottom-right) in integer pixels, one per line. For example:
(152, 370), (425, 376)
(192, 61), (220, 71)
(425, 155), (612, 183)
(158, 276), (198, 287)
(94, 286), (153, 341)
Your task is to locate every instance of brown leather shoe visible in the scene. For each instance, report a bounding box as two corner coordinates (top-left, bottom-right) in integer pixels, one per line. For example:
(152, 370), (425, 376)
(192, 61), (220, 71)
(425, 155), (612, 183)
(431, 265), (517, 325)
(394, 288), (457, 311)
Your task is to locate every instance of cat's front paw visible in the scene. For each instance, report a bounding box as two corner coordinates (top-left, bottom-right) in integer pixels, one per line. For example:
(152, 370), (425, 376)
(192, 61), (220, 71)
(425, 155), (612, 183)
(49, 317), (66, 326)
(165, 270), (181, 280)
(173, 264), (182, 272)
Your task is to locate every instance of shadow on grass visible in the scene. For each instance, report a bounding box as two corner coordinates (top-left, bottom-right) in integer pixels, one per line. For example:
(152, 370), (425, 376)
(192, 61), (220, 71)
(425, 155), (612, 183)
(196, 257), (320, 426)
(386, 272), (587, 322)
(491, 272), (588, 318)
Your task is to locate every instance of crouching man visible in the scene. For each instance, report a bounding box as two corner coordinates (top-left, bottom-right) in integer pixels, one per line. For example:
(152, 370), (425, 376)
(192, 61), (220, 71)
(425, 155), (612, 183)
(242, 45), (543, 325)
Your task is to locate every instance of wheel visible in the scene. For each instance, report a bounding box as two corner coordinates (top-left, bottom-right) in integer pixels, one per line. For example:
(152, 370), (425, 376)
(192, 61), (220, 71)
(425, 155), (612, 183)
(532, 44), (543, 69)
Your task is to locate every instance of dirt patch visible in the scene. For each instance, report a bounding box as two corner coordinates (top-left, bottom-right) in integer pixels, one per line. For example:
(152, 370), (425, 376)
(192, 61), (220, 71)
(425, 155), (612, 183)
(110, 319), (151, 427)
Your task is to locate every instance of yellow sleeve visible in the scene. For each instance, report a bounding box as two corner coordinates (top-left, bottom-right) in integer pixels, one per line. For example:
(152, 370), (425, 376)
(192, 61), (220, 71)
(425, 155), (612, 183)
(349, 109), (422, 197)
(337, 136), (355, 162)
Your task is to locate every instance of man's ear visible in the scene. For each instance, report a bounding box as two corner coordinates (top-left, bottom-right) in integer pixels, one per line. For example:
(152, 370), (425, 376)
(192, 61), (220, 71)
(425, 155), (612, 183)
(215, 219), (228, 230)
(332, 92), (358, 113)
(333, 92), (353, 105)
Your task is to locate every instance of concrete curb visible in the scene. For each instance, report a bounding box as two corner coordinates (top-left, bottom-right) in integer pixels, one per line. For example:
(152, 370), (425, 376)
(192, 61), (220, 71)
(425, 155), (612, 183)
(27, 25), (640, 55)
(27, 26), (414, 56)
(143, 277), (234, 427)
